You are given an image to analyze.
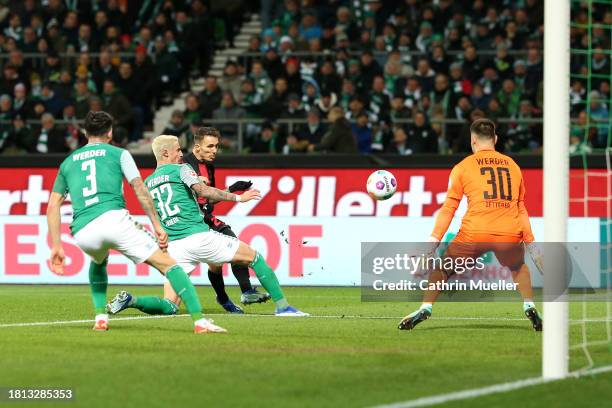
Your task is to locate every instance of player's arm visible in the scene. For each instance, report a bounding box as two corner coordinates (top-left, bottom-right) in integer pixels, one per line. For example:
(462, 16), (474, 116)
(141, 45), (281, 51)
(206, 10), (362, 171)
(182, 165), (260, 203)
(202, 179), (253, 205)
(517, 174), (543, 273)
(517, 176), (535, 243)
(431, 165), (463, 241)
(47, 171), (67, 274)
(120, 150), (168, 249)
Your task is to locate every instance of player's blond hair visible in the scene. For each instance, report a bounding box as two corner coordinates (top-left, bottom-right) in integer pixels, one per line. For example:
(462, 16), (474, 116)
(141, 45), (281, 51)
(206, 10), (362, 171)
(151, 135), (179, 161)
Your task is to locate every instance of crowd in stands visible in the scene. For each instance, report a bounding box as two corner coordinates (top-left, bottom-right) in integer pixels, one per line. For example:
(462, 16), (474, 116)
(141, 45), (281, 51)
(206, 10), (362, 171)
(0, 0), (609, 156)
(166, 0), (608, 155)
(166, 0), (551, 154)
(0, 0), (246, 154)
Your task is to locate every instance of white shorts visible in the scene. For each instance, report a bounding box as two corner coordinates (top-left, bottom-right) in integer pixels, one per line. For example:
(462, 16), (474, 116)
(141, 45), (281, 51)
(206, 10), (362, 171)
(74, 209), (158, 264)
(167, 230), (240, 274)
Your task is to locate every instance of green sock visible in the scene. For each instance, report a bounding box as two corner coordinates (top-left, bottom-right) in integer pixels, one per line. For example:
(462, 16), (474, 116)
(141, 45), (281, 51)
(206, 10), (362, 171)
(250, 252), (289, 309)
(89, 259), (108, 315)
(131, 297), (179, 315)
(165, 265), (203, 321)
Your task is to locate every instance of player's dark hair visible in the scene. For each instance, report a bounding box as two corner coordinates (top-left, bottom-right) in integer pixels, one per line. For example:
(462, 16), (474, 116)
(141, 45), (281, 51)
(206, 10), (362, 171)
(470, 118), (496, 140)
(194, 127), (220, 143)
(83, 110), (113, 137)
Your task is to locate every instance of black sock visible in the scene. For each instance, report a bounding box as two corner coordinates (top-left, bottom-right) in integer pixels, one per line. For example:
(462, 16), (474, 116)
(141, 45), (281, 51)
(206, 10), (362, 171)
(208, 270), (229, 304)
(232, 263), (253, 293)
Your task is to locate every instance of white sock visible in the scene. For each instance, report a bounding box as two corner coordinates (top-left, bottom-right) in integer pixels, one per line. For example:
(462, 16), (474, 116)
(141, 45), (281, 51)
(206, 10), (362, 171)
(420, 303), (433, 311)
(194, 318), (210, 326)
(523, 300), (535, 311)
(95, 313), (108, 322)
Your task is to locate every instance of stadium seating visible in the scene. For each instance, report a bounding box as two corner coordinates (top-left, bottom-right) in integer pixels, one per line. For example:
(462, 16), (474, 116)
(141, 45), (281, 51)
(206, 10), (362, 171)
(0, 1), (609, 155)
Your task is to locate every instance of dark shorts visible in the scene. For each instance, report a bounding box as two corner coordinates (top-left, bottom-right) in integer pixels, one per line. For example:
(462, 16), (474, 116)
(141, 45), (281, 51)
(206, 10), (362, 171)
(204, 214), (236, 238)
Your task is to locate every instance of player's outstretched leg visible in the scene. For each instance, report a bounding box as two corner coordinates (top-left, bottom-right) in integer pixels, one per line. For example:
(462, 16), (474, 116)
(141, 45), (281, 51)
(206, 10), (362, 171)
(90, 258), (109, 331)
(207, 264), (244, 314)
(512, 264), (542, 331)
(107, 291), (179, 315)
(146, 250), (227, 333)
(232, 242), (308, 316)
(398, 269), (444, 330)
(234, 262), (271, 305)
(250, 251), (308, 316)
(218, 227), (270, 305)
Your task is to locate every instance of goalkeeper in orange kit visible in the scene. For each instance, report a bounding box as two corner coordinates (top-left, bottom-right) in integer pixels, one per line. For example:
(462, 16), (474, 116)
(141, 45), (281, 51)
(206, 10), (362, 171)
(399, 118), (543, 331)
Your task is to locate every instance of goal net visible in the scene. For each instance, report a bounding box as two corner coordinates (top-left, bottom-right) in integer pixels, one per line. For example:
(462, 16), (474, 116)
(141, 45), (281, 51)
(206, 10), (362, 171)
(566, 0), (612, 374)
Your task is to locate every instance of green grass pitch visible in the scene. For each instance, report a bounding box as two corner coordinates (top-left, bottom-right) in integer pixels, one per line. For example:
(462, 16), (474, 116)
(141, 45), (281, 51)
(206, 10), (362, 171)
(0, 285), (610, 407)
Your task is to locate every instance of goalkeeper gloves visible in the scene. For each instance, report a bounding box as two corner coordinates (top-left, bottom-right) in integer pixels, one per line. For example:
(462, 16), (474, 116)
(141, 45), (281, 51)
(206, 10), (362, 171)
(228, 180), (252, 193)
(526, 242), (544, 275)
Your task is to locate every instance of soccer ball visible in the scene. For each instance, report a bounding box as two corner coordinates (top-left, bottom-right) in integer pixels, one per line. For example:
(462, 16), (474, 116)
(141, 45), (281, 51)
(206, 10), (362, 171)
(366, 170), (397, 200)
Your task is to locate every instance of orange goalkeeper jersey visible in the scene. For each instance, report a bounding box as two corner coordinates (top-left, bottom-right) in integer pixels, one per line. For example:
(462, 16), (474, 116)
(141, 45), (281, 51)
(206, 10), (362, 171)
(431, 148), (535, 242)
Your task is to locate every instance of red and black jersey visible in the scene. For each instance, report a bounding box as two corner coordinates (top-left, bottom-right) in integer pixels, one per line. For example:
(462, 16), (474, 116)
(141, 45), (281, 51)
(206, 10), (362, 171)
(183, 152), (216, 216)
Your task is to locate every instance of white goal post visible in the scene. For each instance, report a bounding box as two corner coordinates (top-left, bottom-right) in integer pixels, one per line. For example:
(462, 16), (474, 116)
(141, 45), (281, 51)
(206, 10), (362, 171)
(542, 0), (570, 379)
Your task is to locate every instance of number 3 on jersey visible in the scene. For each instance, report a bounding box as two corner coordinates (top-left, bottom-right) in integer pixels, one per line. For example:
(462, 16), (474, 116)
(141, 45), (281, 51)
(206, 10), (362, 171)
(150, 184), (180, 220)
(82, 159), (99, 206)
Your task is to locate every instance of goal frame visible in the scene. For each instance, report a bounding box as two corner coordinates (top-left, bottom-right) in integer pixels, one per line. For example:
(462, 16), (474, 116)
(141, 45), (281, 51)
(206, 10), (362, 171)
(542, 0), (570, 379)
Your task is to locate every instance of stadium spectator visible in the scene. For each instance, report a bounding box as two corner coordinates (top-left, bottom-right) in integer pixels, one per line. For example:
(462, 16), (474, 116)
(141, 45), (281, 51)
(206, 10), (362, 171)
(250, 60), (273, 100)
(74, 79), (94, 119)
(570, 110), (595, 154)
(92, 50), (118, 94)
(183, 93), (202, 125)
(386, 125), (410, 155)
(248, 120), (282, 153)
(286, 109), (326, 153)
(351, 111), (373, 154)
(588, 91), (610, 148)
(153, 35), (181, 105)
(239, 78), (265, 118)
(263, 47), (285, 81)
(101, 79), (132, 144)
(7, 115), (35, 154)
(280, 93), (306, 123)
(407, 110), (439, 153)
(12, 83), (32, 118)
(308, 106), (357, 153)
(116, 62), (144, 141)
(506, 99), (543, 152)
(213, 91), (245, 144)
(198, 75), (222, 119)
(389, 93), (412, 123)
(315, 89), (337, 117)
(219, 61), (243, 101)
(497, 79), (522, 116)
(0, 0), (569, 155)
(36, 112), (68, 153)
(162, 110), (189, 141)
(264, 77), (289, 119)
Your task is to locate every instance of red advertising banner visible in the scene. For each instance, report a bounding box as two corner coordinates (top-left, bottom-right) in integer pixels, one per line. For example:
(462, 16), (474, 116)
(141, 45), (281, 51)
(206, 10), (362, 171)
(0, 168), (608, 217)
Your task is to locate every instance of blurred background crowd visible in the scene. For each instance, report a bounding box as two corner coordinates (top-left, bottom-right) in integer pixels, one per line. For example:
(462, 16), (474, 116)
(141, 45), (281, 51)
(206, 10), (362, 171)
(0, 0), (609, 155)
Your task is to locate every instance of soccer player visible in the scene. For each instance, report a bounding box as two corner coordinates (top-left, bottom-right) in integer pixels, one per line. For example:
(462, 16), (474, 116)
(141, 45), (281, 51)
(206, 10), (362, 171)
(107, 135), (308, 318)
(46, 111), (225, 333)
(398, 118), (543, 331)
(183, 126), (270, 312)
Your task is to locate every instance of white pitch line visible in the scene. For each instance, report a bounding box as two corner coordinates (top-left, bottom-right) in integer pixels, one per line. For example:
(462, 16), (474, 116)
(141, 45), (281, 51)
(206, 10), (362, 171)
(371, 365), (612, 408)
(0, 314), (529, 328)
(0, 313), (608, 329)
